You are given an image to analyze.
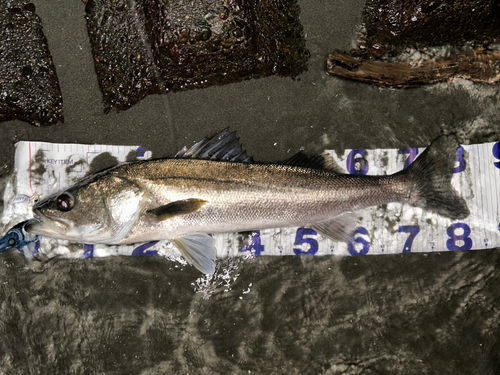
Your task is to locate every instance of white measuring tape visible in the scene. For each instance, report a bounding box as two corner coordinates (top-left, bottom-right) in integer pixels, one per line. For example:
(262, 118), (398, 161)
(2, 140), (499, 260)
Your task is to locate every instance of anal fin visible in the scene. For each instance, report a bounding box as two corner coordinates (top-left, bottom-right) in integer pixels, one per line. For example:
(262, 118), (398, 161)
(312, 213), (359, 243)
(172, 233), (216, 274)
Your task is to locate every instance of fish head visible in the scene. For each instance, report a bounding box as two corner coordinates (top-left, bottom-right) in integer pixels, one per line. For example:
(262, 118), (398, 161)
(27, 173), (148, 243)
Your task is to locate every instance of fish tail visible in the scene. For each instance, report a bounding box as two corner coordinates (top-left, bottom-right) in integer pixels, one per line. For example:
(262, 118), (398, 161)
(401, 135), (469, 219)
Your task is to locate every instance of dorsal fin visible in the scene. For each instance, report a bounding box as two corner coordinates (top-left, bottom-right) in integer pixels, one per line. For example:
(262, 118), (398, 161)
(175, 128), (253, 163)
(279, 151), (345, 173)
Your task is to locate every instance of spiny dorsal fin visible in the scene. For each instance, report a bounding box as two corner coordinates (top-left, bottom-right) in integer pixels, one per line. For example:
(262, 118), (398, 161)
(279, 151), (345, 173)
(175, 128), (253, 163)
(147, 198), (208, 223)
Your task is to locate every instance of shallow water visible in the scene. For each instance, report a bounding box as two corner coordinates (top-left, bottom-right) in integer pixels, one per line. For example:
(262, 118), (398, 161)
(0, 250), (499, 374)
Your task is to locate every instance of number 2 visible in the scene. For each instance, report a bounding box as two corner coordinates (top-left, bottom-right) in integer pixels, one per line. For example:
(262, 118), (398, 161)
(132, 241), (159, 256)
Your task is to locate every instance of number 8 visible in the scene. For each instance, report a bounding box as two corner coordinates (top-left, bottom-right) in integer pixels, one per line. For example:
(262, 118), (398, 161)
(446, 223), (472, 251)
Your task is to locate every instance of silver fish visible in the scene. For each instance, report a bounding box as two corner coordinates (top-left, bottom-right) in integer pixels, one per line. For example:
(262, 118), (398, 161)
(26, 129), (469, 274)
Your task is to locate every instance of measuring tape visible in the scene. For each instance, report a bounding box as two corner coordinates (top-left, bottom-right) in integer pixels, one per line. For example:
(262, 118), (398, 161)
(2, 140), (499, 260)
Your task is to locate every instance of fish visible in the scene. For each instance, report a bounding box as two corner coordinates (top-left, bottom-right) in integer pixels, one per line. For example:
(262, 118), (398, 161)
(25, 129), (469, 274)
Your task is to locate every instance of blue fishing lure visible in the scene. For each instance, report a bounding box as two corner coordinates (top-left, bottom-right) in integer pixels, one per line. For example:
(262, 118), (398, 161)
(0, 220), (39, 253)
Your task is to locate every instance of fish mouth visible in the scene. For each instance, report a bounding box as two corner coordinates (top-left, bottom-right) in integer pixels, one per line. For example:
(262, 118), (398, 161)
(27, 209), (73, 236)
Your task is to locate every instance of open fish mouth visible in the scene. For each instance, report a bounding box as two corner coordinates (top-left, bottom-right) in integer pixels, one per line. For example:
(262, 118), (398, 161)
(28, 210), (73, 236)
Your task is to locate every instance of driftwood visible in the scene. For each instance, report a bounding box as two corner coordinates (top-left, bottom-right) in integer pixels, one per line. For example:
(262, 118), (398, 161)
(327, 49), (500, 87)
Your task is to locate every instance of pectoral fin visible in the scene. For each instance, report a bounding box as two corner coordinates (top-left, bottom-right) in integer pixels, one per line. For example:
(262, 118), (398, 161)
(172, 233), (216, 274)
(312, 213), (360, 243)
(147, 198), (208, 223)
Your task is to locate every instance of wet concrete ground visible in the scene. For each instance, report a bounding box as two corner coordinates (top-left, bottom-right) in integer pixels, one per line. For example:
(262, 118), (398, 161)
(0, 1), (499, 374)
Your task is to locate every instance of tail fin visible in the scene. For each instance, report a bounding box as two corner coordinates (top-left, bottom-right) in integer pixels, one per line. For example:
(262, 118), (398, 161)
(401, 135), (469, 219)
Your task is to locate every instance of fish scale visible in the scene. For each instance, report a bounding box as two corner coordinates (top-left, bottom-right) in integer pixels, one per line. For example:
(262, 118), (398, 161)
(118, 159), (400, 238)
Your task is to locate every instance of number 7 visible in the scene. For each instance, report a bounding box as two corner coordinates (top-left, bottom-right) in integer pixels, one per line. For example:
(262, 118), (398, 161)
(398, 225), (420, 253)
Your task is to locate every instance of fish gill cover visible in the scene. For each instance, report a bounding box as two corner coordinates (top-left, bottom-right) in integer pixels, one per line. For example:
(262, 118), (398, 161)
(327, 0), (500, 87)
(0, 1), (63, 126)
(83, 0), (309, 112)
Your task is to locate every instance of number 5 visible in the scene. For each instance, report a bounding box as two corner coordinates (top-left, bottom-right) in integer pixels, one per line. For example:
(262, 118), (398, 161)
(293, 228), (318, 256)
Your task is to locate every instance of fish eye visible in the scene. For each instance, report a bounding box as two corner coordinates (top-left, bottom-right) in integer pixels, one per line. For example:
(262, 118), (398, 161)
(56, 193), (74, 212)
